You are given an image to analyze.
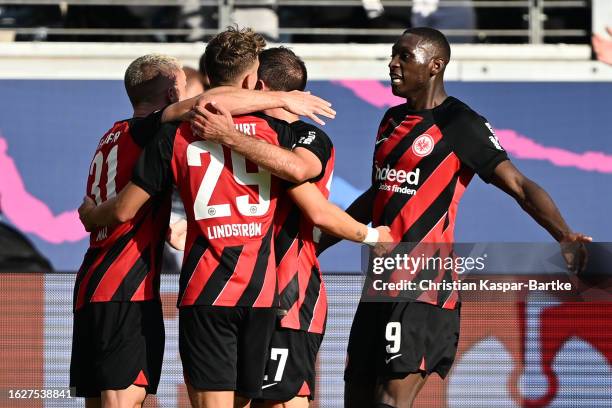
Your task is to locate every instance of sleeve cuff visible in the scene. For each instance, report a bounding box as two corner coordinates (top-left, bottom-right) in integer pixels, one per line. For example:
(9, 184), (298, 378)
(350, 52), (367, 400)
(131, 174), (159, 197)
(479, 156), (509, 183)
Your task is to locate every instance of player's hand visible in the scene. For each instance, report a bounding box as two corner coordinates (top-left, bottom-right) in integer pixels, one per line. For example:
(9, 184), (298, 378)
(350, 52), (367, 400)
(592, 27), (612, 66)
(560, 232), (592, 273)
(167, 219), (187, 251)
(78, 196), (97, 232)
(373, 226), (394, 256)
(190, 101), (237, 144)
(281, 90), (336, 126)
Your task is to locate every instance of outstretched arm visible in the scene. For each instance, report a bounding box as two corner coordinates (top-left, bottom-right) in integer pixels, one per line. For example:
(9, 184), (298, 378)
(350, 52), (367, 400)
(191, 102), (322, 183)
(162, 86), (335, 125)
(316, 186), (376, 254)
(78, 182), (151, 231)
(288, 182), (390, 245)
(490, 160), (592, 271)
(490, 161), (587, 241)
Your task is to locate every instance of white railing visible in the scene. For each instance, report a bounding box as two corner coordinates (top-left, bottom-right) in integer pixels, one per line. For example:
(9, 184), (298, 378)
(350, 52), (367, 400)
(1, 42), (611, 81)
(0, 0), (591, 44)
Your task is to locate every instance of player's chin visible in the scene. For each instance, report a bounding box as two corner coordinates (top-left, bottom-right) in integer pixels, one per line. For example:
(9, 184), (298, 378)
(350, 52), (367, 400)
(390, 84), (405, 97)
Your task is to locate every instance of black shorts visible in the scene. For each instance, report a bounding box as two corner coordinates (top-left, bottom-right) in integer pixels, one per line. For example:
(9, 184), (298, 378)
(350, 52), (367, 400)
(345, 301), (460, 383)
(259, 328), (323, 402)
(179, 305), (276, 399)
(70, 300), (165, 398)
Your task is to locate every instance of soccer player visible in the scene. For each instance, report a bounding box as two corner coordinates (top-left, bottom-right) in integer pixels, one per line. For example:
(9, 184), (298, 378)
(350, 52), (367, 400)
(78, 28), (390, 408)
(72, 52), (335, 408)
(190, 47), (386, 408)
(70, 53), (187, 408)
(256, 48), (342, 408)
(318, 27), (592, 408)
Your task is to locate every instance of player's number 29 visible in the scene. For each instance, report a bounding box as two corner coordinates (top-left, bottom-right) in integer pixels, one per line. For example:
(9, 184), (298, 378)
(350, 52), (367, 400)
(187, 141), (271, 220)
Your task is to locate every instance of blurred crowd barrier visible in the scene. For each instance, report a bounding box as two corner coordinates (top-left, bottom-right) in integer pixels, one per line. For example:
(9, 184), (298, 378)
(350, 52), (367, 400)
(0, 0), (593, 44)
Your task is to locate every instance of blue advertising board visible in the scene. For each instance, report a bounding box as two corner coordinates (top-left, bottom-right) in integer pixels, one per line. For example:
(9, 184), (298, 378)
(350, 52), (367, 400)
(1, 80), (611, 271)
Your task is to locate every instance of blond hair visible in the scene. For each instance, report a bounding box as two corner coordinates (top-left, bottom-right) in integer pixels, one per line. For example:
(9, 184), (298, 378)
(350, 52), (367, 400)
(124, 54), (183, 105)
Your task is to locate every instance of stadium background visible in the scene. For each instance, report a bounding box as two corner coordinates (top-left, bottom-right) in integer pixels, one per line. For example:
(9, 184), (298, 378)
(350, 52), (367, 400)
(2, 1), (612, 406)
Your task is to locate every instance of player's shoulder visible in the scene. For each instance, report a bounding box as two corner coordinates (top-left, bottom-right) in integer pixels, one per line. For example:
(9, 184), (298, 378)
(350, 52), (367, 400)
(94, 119), (129, 150)
(141, 121), (183, 152)
(156, 121), (183, 138)
(245, 111), (290, 128)
(240, 112), (291, 134)
(290, 119), (326, 134)
(434, 96), (486, 128)
(382, 103), (410, 121)
(104, 118), (130, 136)
(125, 109), (170, 147)
(127, 109), (165, 130)
(291, 120), (333, 147)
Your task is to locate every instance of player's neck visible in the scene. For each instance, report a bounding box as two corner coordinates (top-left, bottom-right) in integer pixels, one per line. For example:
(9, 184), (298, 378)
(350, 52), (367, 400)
(263, 107), (298, 123)
(132, 102), (165, 118)
(210, 79), (245, 90)
(404, 84), (448, 111)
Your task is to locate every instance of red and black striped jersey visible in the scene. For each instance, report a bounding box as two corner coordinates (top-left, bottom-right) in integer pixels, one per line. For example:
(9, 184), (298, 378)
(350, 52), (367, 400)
(133, 113), (296, 308)
(275, 121), (335, 334)
(73, 110), (171, 311)
(372, 96), (508, 309)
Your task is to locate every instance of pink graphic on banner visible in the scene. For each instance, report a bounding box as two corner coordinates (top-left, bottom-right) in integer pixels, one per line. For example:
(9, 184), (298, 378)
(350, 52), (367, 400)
(495, 129), (612, 174)
(334, 79), (404, 108)
(335, 80), (612, 174)
(0, 136), (87, 243)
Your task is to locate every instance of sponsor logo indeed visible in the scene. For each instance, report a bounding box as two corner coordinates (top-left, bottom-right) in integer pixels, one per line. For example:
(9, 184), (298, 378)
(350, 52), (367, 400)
(375, 163), (420, 184)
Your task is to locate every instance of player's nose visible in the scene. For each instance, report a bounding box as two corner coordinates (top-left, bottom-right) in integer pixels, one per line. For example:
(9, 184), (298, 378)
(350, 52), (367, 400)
(389, 55), (400, 69)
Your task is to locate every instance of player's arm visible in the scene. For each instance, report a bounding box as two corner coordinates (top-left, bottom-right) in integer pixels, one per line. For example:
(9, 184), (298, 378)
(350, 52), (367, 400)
(447, 112), (591, 271)
(191, 102), (322, 183)
(162, 86), (335, 125)
(445, 112), (588, 247)
(78, 183), (151, 231)
(490, 161), (591, 271)
(288, 182), (390, 245)
(316, 186), (376, 254)
(490, 161), (577, 241)
(80, 123), (176, 231)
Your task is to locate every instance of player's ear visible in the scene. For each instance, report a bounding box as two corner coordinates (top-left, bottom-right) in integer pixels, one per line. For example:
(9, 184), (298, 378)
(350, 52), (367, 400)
(167, 86), (179, 104)
(241, 72), (257, 90)
(430, 57), (445, 76)
(255, 79), (265, 91)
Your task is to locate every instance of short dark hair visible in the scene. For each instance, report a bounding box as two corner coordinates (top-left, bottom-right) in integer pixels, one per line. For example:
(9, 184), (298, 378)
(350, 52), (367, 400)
(403, 27), (451, 63)
(258, 47), (307, 92)
(204, 26), (266, 87)
(198, 51), (207, 77)
(198, 52), (211, 90)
